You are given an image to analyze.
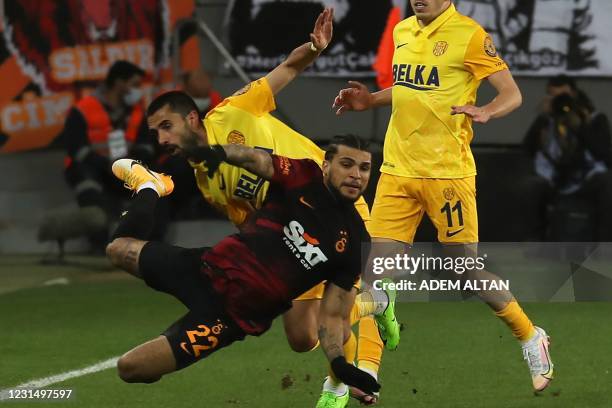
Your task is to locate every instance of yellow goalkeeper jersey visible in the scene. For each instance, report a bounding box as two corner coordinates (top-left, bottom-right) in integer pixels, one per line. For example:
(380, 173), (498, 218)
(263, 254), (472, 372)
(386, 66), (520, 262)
(191, 77), (324, 226)
(381, 3), (508, 178)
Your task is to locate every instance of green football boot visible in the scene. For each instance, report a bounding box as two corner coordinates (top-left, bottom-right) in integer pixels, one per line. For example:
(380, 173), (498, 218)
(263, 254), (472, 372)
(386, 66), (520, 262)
(315, 390), (349, 408)
(374, 278), (400, 350)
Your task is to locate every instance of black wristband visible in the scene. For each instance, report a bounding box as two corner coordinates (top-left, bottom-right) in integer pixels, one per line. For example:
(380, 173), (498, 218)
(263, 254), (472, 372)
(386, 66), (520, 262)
(186, 145), (226, 163)
(185, 145), (227, 177)
(210, 144), (227, 162)
(330, 356), (348, 373)
(330, 356), (381, 395)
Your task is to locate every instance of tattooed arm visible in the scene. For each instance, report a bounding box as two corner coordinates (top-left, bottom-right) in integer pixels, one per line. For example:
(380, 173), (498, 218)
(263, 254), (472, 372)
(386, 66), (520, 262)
(318, 283), (355, 362)
(184, 144), (273, 180)
(221, 144), (273, 180)
(319, 283), (381, 394)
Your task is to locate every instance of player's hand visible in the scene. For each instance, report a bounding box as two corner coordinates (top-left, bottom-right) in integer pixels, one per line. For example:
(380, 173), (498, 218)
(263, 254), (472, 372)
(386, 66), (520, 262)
(451, 104), (491, 123)
(349, 386), (378, 405)
(311, 7), (333, 52)
(184, 145), (227, 177)
(330, 357), (381, 395)
(332, 81), (373, 115)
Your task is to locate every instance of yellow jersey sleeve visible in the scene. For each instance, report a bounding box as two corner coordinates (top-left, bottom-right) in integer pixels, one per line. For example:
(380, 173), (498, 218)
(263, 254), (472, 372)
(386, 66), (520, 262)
(220, 77), (276, 117)
(464, 28), (508, 80)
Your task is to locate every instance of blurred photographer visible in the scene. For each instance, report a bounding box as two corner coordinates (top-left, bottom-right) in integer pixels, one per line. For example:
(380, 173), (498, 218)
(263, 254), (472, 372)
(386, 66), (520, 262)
(62, 60), (155, 250)
(523, 91), (612, 241)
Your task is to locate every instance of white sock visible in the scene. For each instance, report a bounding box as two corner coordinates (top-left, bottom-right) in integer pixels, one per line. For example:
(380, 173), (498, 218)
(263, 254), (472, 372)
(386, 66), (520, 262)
(322, 376), (348, 396)
(370, 288), (389, 316)
(137, 181), (159, 196)
(357, 366), (378, 381)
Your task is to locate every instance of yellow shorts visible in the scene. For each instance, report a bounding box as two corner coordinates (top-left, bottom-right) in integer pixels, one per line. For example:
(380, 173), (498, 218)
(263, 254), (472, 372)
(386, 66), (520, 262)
(368, 173), (478, 244)
(296, 282), (326, 300)
(295, 197), (370, 301)
(295, 279), (363, 301)
(354, 195), (372, 223)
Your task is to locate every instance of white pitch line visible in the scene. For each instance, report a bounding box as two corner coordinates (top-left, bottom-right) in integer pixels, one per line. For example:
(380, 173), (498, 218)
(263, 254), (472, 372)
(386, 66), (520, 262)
(0, 356), (119, 401)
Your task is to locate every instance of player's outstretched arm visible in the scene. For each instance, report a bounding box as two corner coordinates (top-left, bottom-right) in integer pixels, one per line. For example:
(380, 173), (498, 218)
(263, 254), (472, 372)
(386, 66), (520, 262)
(451, 69), (522, 123)
(185, 144), (274, 179)
(318, 284), (354, 364)
(222, 144), (274, 179)
(319, 284), (381, 395)
(332, 82), (392, 115)
(264, 8), (333, 95)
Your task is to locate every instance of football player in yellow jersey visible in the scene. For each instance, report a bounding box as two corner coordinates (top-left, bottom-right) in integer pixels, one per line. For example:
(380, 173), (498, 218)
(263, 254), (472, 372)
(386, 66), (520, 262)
(333, 0), (554, 392)
(145, 8), (399, 407)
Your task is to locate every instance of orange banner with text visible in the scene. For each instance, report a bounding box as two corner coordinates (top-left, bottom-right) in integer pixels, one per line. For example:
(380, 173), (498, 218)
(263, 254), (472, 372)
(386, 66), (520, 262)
(0, 0), (198, 153)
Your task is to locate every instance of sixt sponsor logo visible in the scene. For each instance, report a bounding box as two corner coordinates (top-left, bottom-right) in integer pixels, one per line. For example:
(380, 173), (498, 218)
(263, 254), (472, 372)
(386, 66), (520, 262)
(283, 220), (328, 270)
(393, 64), (440, 91)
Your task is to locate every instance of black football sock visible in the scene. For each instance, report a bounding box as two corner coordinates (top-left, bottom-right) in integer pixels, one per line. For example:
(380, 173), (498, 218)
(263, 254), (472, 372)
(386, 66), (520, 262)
(111, 188), (159, 241)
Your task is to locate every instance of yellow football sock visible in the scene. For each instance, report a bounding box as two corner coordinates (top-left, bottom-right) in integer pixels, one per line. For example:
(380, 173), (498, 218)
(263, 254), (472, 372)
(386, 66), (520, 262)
(344, 331), (357, 362)
(350, 292), (378, 326)
(356, 292), (378, 319)
(349, 293), (384, 374)
(357, 316), (383, 373)
(350, 302), (361, 326)
(495, 300), (536, 342)
(329, 331), (357, 384)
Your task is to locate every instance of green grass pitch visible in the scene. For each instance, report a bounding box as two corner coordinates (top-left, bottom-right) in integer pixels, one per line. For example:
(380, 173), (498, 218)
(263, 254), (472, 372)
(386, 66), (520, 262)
(0, 256), (610, 407)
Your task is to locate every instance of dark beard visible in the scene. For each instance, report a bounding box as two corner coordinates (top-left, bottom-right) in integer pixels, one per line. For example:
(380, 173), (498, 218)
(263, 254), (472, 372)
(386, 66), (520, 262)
(179, 129), (205, 159)
(325, 182), (359, 206)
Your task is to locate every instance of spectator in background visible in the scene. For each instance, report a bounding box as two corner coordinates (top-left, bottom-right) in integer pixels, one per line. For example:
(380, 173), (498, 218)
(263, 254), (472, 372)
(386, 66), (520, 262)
(537, 74), (585, 114)
(373, 1), (412, 90)
(62, 60), (155, 249)
(181, 68), (223, 118)
(523, 76), (612, 241)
